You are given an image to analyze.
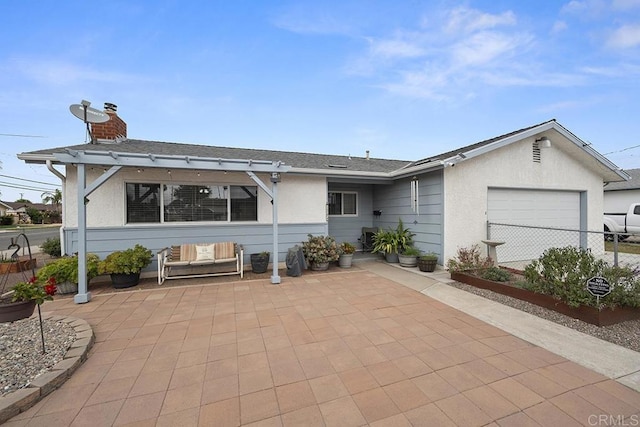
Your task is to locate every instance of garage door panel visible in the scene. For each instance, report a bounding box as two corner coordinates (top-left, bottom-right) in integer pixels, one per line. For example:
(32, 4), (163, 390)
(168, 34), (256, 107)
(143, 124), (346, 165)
(488, 189), (580, 262)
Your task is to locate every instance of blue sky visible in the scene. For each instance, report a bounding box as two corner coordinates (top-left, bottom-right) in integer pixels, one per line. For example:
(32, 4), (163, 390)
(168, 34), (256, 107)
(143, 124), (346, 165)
(1, 0), (640, 203)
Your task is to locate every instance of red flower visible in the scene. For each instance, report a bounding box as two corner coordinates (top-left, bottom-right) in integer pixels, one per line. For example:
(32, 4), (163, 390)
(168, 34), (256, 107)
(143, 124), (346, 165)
(44, 283), (57, 296)
(28, 276), (37, 284)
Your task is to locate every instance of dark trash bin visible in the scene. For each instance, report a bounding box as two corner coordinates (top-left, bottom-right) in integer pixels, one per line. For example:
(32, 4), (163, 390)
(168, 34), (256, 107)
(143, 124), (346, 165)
(286, 245), (307, 277)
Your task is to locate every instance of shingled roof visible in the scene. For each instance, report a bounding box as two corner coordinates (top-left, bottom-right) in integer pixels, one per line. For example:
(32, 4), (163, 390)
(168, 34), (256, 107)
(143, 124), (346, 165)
(605, 168), (640, 191)
(22, 139), (411, 174)
(407, 119), (556, 168)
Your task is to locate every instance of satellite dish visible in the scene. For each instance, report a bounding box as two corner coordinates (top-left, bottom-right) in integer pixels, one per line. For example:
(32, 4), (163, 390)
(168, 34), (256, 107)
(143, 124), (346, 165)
(69, 103), (110, 124)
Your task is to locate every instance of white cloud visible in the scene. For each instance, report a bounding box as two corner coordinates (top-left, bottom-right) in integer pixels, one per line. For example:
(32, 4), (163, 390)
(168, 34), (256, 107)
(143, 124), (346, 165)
(444, 7), (516, 34)
(369, 38), (425, 59)
(451, 31), (530, 67)
(8, 58), (138, 86)
(552, 20), (568, 34)
(561, 0), (610, 18)
(607, 24), (640, 48)
(612, 0), (640, 10)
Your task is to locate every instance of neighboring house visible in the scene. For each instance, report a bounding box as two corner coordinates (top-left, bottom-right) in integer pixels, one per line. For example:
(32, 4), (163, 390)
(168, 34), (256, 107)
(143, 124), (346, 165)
(0, 201), (13, 217)
(0, 201), (59, 224)
(18, 104), (628, 302)
(604, 168), (640, 213)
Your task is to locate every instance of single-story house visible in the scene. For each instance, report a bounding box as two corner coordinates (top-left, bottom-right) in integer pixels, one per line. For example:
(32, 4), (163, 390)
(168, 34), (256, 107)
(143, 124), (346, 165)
(0, 201), (59, 224)
(604, 168), (640, 214)
(18, 104), (628, 303)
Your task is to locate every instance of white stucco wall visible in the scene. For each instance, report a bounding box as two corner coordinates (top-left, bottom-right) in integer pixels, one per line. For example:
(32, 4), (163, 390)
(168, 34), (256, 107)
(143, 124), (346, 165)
(443, 135), (604, 261)
(63, 166), (327, 227)
(604, 190), (640, 214)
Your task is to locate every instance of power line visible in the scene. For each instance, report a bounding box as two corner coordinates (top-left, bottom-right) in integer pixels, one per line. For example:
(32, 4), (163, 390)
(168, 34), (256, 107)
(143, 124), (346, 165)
(0, 174), (60, 187)
(0, 133), (46, 138)
(605, 144), (640, 155)
(0, 182), (59, 192)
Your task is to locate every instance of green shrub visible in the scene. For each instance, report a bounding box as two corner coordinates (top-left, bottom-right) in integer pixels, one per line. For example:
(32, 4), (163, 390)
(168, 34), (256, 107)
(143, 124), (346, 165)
(98, 244), (153, 275)
(37, 253), (100, 284)
(446, 245), (493, 272)
(524, 246), (640, 308)
(41, 237), (61, 257)
(481, 266), (512, 282)
(0, 215), (14, 225)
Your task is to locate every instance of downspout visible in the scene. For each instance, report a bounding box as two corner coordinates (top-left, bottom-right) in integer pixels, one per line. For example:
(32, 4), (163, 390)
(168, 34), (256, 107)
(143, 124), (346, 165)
(46, 160), (66, 255)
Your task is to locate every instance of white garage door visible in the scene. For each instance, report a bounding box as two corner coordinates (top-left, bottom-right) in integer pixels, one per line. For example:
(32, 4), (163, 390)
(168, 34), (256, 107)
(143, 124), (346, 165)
(487, 188), (581, 262)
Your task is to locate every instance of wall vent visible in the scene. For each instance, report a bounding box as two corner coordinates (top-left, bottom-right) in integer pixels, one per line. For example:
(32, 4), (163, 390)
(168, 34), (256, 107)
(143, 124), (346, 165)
(532, 141), (541, 163)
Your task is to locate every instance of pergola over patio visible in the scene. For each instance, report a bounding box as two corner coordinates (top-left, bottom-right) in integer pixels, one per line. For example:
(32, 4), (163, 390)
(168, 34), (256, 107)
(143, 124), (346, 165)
(51, 148), (291, 304)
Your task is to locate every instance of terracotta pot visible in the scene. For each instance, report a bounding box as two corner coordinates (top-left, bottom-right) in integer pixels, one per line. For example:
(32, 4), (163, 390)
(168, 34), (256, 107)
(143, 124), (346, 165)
(0, 300), (36, 323)
(0, 259), (37, 274)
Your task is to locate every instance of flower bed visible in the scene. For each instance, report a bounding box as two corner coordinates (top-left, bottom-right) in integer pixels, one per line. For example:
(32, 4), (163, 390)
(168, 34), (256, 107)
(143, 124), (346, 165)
(450, 271), (640, 326)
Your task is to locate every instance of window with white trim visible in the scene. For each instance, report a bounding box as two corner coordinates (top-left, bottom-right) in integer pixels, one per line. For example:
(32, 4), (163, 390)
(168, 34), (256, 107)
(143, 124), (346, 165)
(126, 182), (257, 223)
(328, 192), (357, 216)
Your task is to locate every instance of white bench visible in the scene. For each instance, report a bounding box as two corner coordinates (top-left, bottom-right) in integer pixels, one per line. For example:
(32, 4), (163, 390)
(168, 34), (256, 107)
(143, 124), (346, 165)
(157, 242), (244, 284)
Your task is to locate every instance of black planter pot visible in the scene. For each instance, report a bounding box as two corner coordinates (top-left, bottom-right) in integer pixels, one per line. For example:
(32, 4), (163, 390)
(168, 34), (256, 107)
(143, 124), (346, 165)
(417, 258), (437, 272)
(250, 253), (270, 274)
(0, 300), (36, 323)
(111, 272), (141, 289)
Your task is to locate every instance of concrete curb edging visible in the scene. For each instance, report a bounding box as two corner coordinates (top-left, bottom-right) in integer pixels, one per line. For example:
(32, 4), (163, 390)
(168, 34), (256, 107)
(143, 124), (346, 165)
(0, 314), (95, 424)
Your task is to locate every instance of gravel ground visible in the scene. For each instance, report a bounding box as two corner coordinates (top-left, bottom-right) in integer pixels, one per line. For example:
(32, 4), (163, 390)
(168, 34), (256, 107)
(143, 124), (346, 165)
(447, 280), (640, 353)
(0, 317), (76, 395)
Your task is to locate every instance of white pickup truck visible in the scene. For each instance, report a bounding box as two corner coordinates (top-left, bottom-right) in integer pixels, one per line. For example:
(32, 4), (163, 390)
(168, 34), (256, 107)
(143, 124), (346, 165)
(603, 203), (640, 240)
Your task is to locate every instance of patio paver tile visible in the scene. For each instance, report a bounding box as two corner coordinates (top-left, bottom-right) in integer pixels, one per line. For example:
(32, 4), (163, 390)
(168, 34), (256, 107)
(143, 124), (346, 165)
(113, 391), (165, 425)
(280, 405), (324, 427)
(275, 380), (316, 414)
(352, 387), (401, 424)
(240, 389), (280, 425)
(199, 397), (240, 427)
(318, 395), (366, 427)
(308, 373), (349, 403)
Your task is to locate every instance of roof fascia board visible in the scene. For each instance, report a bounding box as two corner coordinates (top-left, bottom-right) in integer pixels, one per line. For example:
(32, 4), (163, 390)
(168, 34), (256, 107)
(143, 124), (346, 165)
(389, 161), (445, 179)
(288, 167), (393, 180)
(17, 153), (57, 163)
(442, 121), (556, 165)
(551, 124), (630, 181)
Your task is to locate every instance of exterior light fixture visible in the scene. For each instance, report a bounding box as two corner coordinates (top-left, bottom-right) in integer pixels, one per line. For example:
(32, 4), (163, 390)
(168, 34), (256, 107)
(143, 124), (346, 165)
(536, 136), (551, 148)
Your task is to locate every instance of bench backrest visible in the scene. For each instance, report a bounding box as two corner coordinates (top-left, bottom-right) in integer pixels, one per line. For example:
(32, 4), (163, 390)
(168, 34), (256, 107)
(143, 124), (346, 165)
(170, 242), (236, 262)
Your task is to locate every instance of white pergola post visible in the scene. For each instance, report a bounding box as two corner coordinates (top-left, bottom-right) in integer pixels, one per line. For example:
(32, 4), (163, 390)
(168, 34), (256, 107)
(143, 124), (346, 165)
(74, 164), (90, 303)
(270, 173), (281, 284)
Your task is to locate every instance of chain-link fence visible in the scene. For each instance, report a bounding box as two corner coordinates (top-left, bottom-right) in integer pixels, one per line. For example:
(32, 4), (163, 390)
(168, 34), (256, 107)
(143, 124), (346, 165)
(487, 222), (640, 271)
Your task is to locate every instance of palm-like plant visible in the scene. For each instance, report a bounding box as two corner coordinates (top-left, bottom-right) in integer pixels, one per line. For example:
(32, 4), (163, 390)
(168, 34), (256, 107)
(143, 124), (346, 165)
(42, 189), (62, 213)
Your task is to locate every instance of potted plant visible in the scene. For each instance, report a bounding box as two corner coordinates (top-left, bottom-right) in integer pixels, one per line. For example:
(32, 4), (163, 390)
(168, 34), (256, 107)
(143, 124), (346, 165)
(418, 253), (439, 272)
(398, 246), (421, 268)
(36, 253), (100, 294)
(338, 242), (356, 268)
(372, 219), (414, 263)
(98, 244), (153, 288)
(0, 276), (56, 323)
(0, 252), (37, 274)
(302, 234), (339, 270)
(250, 251), (270, 274)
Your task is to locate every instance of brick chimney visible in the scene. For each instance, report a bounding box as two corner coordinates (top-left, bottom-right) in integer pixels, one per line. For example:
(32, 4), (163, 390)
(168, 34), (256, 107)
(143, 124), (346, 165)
(90, 103), (127, 142)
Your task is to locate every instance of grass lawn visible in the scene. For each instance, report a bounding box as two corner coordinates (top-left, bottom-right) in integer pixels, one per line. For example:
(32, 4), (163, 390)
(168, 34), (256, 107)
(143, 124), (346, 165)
(605, 241), (640, 255)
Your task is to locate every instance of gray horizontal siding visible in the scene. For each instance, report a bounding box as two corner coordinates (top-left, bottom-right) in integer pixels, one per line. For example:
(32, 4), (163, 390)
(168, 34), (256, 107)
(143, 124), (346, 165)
(372, 171), (444, 259)
(63, 222), (328, 272)
(328, 183), (374, 250)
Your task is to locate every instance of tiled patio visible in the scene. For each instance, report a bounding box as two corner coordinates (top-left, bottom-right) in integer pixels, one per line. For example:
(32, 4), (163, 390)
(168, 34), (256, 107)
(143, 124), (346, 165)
(6, 266), (640, 426)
